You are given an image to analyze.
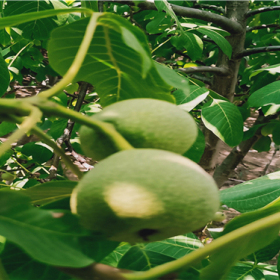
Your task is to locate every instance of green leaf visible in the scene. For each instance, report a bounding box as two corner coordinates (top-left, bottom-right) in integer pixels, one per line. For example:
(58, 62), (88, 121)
(48, 118), (68, 140)
(0, 148), (13, 168)
(0, 122), (17, 137)
(23, 180), (77, 206)
(146, 12), (173, 34)
(0, 8), (89, 30)
(118, 246), (174, 271)
(174, 85), (209, 112)
(220, 171), (280, 213)
(183, 128), (205, 163)
(0, 29), (11, 46)
(252, 136), (271, 152)
(248, 81), (280, 108)
(243, 124), (263, 141)
(246, 236), (280, 262)
(250, 63), (280, 79)
(201, 99), (243, 147)
(170, 32), (203, 61)
(154, 62), (189, 99)
(4, 1), (58, 40)
(227, 266), (264, 280)
(0, 54), (10, 97)
(48, 14), (174, 107)
(0, 189), (93, 267)
(21, 142), (53, 163)
(118, 234), (203, 271)
(101, 243), (131, 267)
(155, 0), (203, 60)
(200, 205), (280, 280)
(144, 233), (203, 260)
(196, 27), (232, 58)
(1, 242), (71, 280)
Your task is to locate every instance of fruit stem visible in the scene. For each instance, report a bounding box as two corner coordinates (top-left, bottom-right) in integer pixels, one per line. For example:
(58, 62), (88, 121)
(121, 212), (280, 280)
(29, 98), (134, 152)
(40, 12), (100, 99)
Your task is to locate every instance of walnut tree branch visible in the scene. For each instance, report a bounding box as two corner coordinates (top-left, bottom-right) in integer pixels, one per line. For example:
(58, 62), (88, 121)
(246, 6), (280, 18)
(47, 82), (90, 180)
(178, 66), (230, 76)
(193, 3), (225, 14)
(247, 24), (280, 32)
(235, 46), (280, 59)
(213, 112), (280, 187)
(137, 1), (243, 34)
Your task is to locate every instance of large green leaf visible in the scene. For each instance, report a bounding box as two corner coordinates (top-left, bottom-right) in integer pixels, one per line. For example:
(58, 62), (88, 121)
(0, 54), (10, 97)
(200, 205), (280, 280)
(48, 14), (174, 107)
(0, 8), (87, 30)
(4, 1), (58, 40)
(226, 266), (264, 280)
(2, 237), (118, 280)
(118, 234), (203, 271)
(170, 33), (203, 61)
(196, 27), (232, 59)
(101, 243), (131, 267)
(0, 189), (93, 267)
(118, 246), (174, 271)
(201, 99), (243, 147)
(246, 236), (280, 262)
(220, 171), (280, 213)
(248, 81), (280, 108)
(1, 242), (71, 280)
(23, 180), (77, 206)
(21, 142), (53, 164)
(0, 121), (17, 137)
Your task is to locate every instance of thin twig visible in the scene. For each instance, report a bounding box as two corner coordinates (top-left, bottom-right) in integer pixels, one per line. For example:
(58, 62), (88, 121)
(193, 3), (225, 14)
(178, 66), (230, 76)
(263, 147), (279, 175)
(48, 82), (90, 179)
(247, 24), (280, 32)
(246, 6), (280, 18)
(235, 46), (280, 58)
(137, 1), (243, 34)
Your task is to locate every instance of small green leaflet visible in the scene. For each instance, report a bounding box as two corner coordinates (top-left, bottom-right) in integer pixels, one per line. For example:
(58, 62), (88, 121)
(201, 98), (243, 147)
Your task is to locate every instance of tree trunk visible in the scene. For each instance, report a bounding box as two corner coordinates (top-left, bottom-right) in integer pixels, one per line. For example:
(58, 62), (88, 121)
(199, 1), (249, 170)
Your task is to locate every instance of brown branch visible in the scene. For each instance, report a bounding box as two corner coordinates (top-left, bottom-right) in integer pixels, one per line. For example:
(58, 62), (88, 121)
(213, 112), (280, 187)
(235, 46), (280, 59)
(57, 263), (178, 280)
(193, 3), (225, 14)
(246, 6), (280, 18)
(137, 2), (243, 34)
(47, 82), (90, 180)
(247, 24), (280, 32)
(57, 263), (129, 280)
(178, 66), (229, 76)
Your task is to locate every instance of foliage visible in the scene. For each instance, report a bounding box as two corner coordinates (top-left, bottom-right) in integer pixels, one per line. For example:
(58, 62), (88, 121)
(0, 1), (280, 280)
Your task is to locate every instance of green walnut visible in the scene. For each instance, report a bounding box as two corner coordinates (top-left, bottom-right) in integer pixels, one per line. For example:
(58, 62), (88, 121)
(70, 149), (220, 243)
(79, 99), (197, 161)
